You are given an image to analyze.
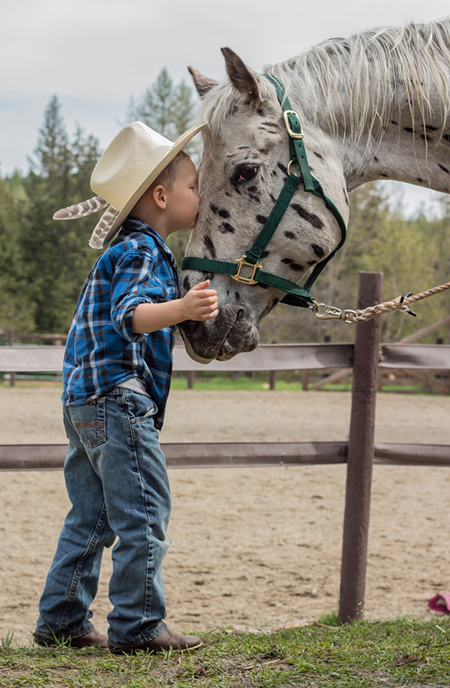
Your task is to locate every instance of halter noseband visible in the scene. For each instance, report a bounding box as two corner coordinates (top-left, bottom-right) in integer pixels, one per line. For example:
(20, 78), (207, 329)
(181, 74), (347, 309)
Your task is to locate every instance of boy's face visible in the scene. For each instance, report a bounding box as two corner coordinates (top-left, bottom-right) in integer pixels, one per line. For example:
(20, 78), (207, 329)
(164, 158), (201, 234)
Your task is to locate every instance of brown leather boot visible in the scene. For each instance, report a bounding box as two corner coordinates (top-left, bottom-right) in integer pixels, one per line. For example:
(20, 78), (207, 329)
(108, 627), (203, 654)
(34, 628), (107, 649)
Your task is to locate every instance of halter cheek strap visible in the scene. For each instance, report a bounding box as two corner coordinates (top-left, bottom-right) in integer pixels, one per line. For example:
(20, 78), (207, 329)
(181, 73), (347, 308)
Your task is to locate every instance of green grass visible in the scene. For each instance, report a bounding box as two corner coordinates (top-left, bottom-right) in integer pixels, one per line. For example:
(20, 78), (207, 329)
(2, 618), (449, 687)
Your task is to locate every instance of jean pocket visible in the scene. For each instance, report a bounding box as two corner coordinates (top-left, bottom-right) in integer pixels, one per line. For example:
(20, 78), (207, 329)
(70, 398), (106, 448)
(123, 391), (157, 425)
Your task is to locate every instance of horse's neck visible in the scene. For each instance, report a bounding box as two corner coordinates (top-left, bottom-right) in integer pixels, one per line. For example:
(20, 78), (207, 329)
(339, 94), (450, 193)
(279, 23), (450, 195)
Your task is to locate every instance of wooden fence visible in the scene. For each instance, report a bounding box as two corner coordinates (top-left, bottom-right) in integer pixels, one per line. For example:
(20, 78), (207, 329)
(1, 273), (449, 623)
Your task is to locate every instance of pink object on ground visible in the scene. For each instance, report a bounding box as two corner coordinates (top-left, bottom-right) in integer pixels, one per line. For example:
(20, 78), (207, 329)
(428, 593), (450, 613)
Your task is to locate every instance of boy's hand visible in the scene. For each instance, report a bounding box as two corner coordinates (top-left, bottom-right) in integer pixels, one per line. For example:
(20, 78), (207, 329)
(181, 280), (218, 321)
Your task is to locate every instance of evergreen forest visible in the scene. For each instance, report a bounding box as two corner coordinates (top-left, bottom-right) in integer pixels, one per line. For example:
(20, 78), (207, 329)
(1, 69), (449, 344)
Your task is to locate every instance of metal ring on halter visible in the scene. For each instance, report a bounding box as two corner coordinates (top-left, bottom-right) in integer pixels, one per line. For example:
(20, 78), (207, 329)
(287, 160), (301, 176)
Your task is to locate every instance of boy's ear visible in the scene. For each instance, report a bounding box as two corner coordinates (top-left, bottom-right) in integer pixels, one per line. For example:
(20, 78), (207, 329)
(150, 184), (167, 210)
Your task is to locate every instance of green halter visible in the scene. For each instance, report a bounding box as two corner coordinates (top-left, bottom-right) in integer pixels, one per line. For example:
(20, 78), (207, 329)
(181, 74), (347, 308)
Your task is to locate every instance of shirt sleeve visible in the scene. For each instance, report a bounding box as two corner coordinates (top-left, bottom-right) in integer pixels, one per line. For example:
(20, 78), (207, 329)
(110, 249), (168, 343)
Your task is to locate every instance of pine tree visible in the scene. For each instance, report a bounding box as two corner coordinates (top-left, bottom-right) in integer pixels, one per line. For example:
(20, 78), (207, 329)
(20, 97), (102, 333)
(126, 68), (199, 161)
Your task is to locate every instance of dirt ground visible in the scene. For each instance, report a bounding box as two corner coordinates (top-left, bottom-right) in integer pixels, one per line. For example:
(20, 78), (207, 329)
(1, 385), (450, 647)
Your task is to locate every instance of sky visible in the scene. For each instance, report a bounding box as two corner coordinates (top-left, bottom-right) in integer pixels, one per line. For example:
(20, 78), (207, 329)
(1, 0), (449, 216)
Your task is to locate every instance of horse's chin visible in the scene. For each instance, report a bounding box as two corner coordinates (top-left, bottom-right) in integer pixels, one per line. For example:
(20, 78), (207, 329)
(180, 308), (260, 362)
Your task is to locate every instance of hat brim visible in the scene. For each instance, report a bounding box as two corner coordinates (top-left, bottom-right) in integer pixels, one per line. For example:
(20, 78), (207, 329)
(92, 123), (206, 249)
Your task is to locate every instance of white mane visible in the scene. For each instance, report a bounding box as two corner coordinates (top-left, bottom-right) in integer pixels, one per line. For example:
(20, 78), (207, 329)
(267, 17), (450, 145)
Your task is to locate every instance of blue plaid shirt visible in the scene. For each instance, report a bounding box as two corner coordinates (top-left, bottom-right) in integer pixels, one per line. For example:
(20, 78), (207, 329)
(62, 218), (178, 430)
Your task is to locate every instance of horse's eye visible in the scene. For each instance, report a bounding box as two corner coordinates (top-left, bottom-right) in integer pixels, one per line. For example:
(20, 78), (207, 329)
(231, 165), (259, 185)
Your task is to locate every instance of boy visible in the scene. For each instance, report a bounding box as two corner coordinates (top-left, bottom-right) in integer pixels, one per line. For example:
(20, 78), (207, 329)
(34, 121), (217, 654)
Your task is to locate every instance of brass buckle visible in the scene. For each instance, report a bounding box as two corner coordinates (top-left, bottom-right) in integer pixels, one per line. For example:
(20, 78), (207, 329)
(283, 110), (304, 139)
(232, 256), (261, 285)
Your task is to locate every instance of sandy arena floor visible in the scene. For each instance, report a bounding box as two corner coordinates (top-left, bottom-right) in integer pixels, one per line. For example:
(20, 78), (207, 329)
(1, 386), (449, 646)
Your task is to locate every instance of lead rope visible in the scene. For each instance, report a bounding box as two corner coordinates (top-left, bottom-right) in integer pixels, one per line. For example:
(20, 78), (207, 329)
(311, 280), (450, 324)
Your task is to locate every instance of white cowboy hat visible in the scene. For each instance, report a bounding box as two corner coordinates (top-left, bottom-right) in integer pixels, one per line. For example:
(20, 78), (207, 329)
(53, 121), (206, 249)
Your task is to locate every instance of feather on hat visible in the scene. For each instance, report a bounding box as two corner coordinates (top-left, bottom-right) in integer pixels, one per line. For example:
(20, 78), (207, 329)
(52, 121), (206, 249)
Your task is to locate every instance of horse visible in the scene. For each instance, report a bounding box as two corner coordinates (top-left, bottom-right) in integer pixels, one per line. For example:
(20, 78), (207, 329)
(178, 17), (450, 362)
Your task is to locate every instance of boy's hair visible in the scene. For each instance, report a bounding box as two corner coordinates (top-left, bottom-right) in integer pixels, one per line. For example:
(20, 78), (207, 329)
(150, 149), (191, 190)
(130, 149), (192, 218)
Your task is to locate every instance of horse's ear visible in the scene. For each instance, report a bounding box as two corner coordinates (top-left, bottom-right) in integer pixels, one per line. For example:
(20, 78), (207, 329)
(188, 66), (219, 97)
(221, 47), (261, 104)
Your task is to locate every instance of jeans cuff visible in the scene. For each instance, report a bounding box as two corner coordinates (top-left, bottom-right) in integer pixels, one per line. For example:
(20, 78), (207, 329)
(108, 620), (167, 649)
(34, 620), (95, 644)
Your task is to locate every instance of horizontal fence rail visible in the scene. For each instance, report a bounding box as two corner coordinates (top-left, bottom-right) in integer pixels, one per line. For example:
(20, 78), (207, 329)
(1, 441), (449, 472)
(1, 342), (450, 373)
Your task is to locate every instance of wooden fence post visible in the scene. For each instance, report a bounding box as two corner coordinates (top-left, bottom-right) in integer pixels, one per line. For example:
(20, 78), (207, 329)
(338, 272), (383, 623)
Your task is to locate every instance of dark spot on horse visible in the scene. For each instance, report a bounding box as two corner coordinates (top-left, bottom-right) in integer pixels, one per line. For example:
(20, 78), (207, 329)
(256, 215), (268, 224)
(417, 177), (423, 182)
(438, 163), (450, 174)
(271, 170), (278, 177)
(291, 203), (324, 230)
(425, 124), (438, 131)
(258, 283), (269, 290)
(219, 222), (235, 234)
(225, 192), (232, 197)
(443, 134), (450, 143)
(261, 251), (270, 259)
(314, 151), (323, 159)
(218, 208), (230, 218)
(380, 173), (388, 178)
(284, 231), (296, 240)
(307, 259), (316, 267)
(277, 162), (288, 176)
(235, 292), (240, 302)
(421, 134), (433, 141)
(281, 258), (304, 272)
(210, 203), (218, 215)
(374, 156), (379, 162)
(249, 186), (258, 192)
(262, 121), (278, 129)
(237, 146), (250, 150)
(203, 235), (216, 258)
(257, 107), (265, 115)
(269, 193), (277, 203)
(183, 276), (191, 292)
(391, 120), (398, 125)
(403, 126), (414, 133)
(311, 243), (325, 259)
(226, 290), (229, 296)
(258, 148), (268, 155)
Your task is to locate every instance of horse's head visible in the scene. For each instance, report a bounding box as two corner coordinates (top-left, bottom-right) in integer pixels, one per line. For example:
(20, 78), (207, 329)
(179, 48), (349, 362)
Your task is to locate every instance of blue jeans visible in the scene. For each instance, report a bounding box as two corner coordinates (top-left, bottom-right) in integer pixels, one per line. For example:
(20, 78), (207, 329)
(35, 388), (171, 648)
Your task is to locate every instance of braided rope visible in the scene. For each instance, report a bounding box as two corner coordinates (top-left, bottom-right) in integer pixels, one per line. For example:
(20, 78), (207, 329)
(344, 280), (450, 324)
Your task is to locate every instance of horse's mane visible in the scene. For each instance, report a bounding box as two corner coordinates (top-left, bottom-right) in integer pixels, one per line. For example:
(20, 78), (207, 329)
(199, 17), (450, 149)
(268, 16), (450, 144)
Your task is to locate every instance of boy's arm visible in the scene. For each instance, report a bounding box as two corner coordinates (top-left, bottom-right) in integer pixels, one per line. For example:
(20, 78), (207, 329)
(132, 280), (218, 334)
